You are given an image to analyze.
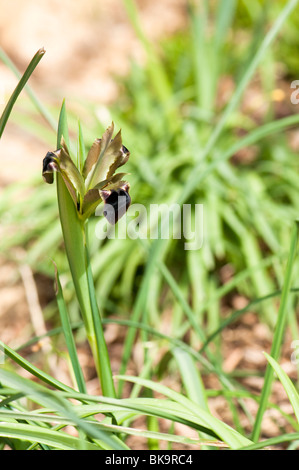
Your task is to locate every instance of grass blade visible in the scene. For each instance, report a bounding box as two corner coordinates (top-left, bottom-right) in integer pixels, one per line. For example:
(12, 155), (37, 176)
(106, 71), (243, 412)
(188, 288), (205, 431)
(122, 0), (171, 105)
(0, 47), (56, 131)
(0, 422), (99, 450)
(84, 232), (116, 398)
(252, 221), (299, 441)
(172, 347), (209, 411)
(215, 0), (236, 49)
(158, 261), (206, 343)
(0, 368), (125, 450)
(122, 0), (179, 130)
(0, 340), (74, 392)
(54, 265), (86, 393)
(240, 433), (299, 450)
(116, 375), (253, 449)
(264, 352), (299, 425)
(0, 48), (45, 138)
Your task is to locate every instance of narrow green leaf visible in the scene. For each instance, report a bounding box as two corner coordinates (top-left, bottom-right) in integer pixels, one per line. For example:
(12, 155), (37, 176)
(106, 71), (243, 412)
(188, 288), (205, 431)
(0, 48), (45, 138)
(84, 230), (116, 398)
(0, 340), (74, 393)
(0, 47), (56, 130)
(57, 99), (70, 149)
(215, 0), (236, 49)
(264, 352), (299, 425)
(54, 265), (86, 393)
(0, 422), (99, 450)
(122, 0), (179, 130)
(116, 375), (253, 448)
(252, 221), (299, 441)
(240, 432), (299, 450)
(172, 347), (209, 411)
(75, 397), (220, 438)
(0, 368), (125, 449)
(190, 1), (215, 112)
(158, 261), (206, 343)
(0, 409), (225, 448)
(122, 0), (172, 104)
(91, 421), (226, 448)
(117, 237), (167, 395)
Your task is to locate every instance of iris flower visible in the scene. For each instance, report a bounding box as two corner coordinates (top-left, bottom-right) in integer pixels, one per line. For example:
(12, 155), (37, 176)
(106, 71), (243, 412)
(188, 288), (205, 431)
(42, 122), (131, 223)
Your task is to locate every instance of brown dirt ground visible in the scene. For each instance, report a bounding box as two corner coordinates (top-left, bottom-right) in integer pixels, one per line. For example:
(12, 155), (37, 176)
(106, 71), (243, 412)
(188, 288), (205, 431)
(0, 0), (298, 450)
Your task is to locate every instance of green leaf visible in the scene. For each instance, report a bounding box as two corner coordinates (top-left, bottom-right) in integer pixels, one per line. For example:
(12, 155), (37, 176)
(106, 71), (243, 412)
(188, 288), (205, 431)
(0, 47), (56, 130)
(0, 48), (45, 138)
(172, 347), (209, 411)
(0, 422), (99, 450)
(0, 340), (74, 393)
(240, 432), (299, 450)
(0, 408), (225, 449)
(252, 221), (299, 441)
(0, 368), (124, 449)
(84, 230), (116, 398)
(115, 375), (253, 449)
(54, 265), (87, 394)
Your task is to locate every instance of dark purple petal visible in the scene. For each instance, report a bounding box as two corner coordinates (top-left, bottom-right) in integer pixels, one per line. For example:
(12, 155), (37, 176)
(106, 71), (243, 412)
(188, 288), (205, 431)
(102, 188), (131, 224)
(42, 151), (58, 184)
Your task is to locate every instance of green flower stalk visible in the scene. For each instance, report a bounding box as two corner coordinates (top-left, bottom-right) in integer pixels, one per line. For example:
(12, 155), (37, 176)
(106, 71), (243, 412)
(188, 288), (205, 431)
(43, 105), (131, 397)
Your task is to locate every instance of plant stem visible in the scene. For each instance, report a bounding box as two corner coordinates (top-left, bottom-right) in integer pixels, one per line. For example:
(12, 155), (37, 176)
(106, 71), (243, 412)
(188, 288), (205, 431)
(84, 223), (116, 398)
